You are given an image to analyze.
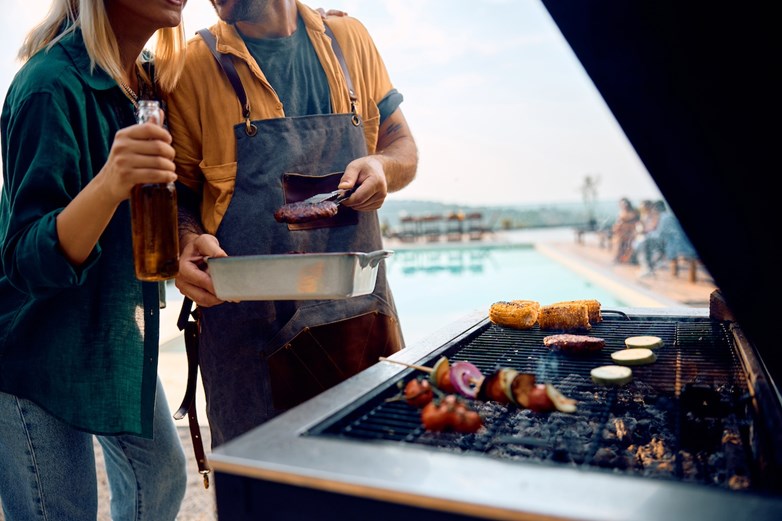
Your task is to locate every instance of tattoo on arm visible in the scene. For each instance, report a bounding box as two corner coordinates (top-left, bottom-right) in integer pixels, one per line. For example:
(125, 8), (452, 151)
(384, 122), (402, 138)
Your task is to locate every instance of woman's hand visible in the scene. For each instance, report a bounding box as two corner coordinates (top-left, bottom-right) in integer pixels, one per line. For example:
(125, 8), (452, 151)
(98, 123), (177, 204)
(55, 123), (176, 266)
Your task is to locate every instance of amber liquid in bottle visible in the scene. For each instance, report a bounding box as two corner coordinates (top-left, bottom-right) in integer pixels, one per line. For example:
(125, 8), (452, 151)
(130, 100), (179, 281)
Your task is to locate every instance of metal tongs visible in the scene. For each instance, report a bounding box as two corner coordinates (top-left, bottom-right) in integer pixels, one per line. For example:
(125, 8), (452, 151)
(301, 187), (356, 205)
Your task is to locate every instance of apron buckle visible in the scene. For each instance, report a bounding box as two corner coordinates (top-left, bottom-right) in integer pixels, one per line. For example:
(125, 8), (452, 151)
(350, 101), (360, 126)
(245, 118), (258, 136)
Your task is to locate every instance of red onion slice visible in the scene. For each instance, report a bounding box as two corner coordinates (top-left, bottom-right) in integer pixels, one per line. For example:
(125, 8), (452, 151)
(449, 361), (484, 399)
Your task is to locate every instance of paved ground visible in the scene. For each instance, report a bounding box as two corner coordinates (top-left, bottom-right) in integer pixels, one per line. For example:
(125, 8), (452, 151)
(93, 427), (217, 521)
(541, 236), (716, 307)
(0, 426), (216, 521)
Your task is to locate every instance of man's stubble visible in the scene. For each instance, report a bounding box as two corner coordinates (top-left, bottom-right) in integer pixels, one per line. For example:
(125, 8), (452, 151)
(209, 0), (271, 24)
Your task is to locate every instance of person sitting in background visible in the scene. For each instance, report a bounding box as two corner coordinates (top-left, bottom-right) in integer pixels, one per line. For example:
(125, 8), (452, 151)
(635, 201), (697, 279)
(634, 200), (667, 277)
(636, 200), (657, 237)
(655, 206), (698, 263)
(611, 197), (640, 263)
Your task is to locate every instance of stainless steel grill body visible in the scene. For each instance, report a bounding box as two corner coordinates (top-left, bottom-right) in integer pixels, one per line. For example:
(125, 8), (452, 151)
(209, 308), (782, 521)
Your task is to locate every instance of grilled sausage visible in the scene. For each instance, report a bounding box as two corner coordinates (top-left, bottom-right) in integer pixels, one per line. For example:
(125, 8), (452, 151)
(274, 200), (339, 224)
(543, 333), (606, 353)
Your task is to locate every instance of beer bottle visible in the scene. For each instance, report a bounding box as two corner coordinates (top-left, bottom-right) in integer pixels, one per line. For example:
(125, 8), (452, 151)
(130, 100), (179, 281)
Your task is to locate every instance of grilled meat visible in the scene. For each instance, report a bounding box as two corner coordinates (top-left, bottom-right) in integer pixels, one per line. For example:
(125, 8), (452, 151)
(543, 333), (606, 353)
(274, 200), (339, 224)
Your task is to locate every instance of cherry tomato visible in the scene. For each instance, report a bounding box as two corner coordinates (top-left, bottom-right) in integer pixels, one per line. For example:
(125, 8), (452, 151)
(404, 378), (434, 408)
(421, 401), (449, 431)
(437, 370), (456, 394)
(453, 409), (483, 433)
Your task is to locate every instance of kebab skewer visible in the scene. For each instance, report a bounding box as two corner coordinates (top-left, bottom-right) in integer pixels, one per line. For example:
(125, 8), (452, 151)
(379, 357), (576, 413)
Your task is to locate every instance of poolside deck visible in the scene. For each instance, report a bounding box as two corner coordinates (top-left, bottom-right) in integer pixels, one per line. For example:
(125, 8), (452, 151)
(540, 234), (716, 308)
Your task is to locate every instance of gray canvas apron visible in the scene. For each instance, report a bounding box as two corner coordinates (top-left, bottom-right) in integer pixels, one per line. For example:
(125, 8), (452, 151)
(196, 28), (403, 447)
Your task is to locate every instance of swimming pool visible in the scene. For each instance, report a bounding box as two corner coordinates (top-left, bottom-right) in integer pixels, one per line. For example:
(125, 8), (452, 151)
(385, 244), (625, 346)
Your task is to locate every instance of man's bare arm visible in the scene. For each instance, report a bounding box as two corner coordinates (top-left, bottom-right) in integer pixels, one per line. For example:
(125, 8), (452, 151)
(374, 108), (418, 192)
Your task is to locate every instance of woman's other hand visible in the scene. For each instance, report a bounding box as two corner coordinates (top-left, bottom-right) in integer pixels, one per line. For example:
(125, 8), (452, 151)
(175, 233), (228, 308)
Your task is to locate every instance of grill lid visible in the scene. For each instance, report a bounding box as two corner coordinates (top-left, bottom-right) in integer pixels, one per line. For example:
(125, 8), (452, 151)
(540, 1), (780, 389)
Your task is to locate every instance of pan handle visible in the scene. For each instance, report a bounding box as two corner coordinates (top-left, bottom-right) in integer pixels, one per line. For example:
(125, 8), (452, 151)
(360, 249), (394, 268)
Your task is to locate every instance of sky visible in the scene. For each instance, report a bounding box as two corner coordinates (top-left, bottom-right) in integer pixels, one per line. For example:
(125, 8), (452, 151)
(0, 0), (662, 207)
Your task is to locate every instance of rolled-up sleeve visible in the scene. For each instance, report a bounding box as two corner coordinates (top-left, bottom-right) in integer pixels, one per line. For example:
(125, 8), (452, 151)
(1, 91), (101, 296)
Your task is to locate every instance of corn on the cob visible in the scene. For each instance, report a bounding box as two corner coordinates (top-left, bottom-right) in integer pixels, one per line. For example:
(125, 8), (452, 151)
(538, 302), (591, 331)
(511, 299), (541, 317)
(489, 300), (539, 329)
(550, 299), (602, 324)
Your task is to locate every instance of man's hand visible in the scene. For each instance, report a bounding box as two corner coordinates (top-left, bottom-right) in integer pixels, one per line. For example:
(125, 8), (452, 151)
(174, 234), (228, 308)
(338, 156), (388, 211)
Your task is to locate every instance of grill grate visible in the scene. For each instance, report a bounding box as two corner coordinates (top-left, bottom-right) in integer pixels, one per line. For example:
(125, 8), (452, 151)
(308, 315), (754, 491)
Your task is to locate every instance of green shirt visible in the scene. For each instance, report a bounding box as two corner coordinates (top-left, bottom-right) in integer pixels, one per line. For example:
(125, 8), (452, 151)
(0, 28), (160, 437)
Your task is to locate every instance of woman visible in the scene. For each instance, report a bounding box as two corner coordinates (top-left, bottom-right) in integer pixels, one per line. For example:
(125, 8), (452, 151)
(0, 1), (188, 519)
(611, 197), (640, 264)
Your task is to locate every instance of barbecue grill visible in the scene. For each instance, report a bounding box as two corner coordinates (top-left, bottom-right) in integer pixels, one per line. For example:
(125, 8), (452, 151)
(207, 2), (782, 519)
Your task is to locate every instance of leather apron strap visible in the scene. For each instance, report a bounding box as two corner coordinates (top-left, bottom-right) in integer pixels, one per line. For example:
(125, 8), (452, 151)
(174, 297), (211, 488)
(197, 29), (257, 136)
(323, 23), (361, 124)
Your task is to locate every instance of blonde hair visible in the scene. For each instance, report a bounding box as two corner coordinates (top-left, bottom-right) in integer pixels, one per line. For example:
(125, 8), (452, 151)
(19, 0), (186, 93)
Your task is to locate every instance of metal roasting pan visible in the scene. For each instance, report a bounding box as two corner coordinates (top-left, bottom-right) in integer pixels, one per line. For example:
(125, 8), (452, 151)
(206, 249), (392, 301)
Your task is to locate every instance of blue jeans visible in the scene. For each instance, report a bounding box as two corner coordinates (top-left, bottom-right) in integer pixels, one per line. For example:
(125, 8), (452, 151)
(0, 379), (187, 521)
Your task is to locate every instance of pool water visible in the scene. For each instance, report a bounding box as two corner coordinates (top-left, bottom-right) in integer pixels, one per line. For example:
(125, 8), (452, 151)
(385, 244), (624, 346)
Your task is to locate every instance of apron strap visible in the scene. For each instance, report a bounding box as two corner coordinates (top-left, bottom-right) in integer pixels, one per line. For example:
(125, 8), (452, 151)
(197, 28), (256, 136)
(174, 297), (212, 488)
(324, 22), (361, 125)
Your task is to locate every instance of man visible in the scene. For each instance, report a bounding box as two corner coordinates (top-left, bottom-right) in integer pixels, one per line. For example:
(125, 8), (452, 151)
(165, 0), (418, 447)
